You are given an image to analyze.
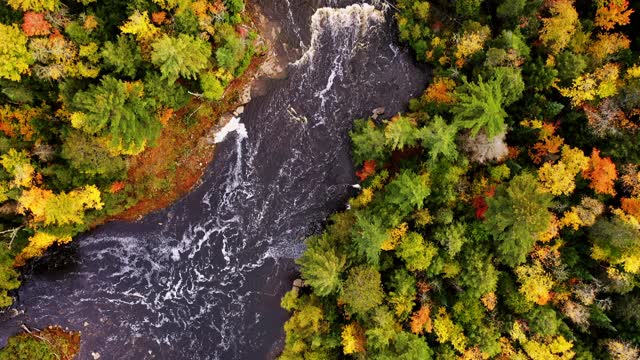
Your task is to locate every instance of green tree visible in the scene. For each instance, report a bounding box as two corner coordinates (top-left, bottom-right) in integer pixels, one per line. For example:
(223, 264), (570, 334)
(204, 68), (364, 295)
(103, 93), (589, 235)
(386, 269), (417, 319)
(433, 222), (467, 257)
(350, 119), (387, 164)
(213, 23), (246, 73)
(71, 76), (160, 155)
(485, 173), (552, 267)
(60, 131), (127, 180)
(143, 72), (190, 109)
(0, 246), (20, 307)
(340, 265), (384, 315)
(419, 116), (459, 162)
(200, 72), (226, 101)
(383, 170), (431, 217)
(351, 211), (387, 265)
(455, 0), (483, 18)
(451, 75), (508, 138)
(396, 232), (438, 271)
(365, 306), (399, 350)
(151, 34), (211, 83)
(384, 116), (419, 150)
(0, 23), (33, 81)
(297, 235), (346, 296)
(101, 35), (143, 78)
(457, 246), (499, 298)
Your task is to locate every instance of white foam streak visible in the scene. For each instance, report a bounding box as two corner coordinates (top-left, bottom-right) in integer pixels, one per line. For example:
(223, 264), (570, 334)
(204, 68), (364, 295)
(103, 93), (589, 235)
(214, 116), (247, 144)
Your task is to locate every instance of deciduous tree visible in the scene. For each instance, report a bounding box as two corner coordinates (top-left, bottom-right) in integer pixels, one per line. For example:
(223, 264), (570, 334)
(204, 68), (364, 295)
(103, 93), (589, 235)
(0, 24), (34, 81)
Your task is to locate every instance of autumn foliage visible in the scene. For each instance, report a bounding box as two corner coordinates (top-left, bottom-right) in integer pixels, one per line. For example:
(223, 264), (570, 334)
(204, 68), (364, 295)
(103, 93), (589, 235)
(355, 160), (376, 181)
(594, 0), (634, 30)
(21, 11), (52, 36)
(583, 148), (618, 196)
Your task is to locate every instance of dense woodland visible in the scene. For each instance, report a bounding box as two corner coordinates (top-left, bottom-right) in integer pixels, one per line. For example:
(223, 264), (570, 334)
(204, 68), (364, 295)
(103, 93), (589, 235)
(0, 0), (255, 310)
(280, 0), (640, 359)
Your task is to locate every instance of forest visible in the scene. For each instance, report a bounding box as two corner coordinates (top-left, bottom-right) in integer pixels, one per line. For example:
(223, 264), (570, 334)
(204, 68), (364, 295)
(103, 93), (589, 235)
(280, 0), (640, 359)
(0, 0), (256, 317)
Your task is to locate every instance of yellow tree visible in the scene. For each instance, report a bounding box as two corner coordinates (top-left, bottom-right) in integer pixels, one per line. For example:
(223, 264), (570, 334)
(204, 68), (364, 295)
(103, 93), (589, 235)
(120, 11), (160, 41)
(341, 323), (366, 354)
(515, 261), (556, 305)
(539, 0), (579, 54)
(18, 185), (103, 226)
(7, 0), (58, 12)
(15, 231), (72, 266)
(0, 149), (35, 189)
(0, 24), (34, 81)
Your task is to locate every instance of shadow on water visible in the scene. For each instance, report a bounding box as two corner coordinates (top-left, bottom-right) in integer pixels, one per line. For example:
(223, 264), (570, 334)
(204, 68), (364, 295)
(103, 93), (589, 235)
(0, 1), (428, 359)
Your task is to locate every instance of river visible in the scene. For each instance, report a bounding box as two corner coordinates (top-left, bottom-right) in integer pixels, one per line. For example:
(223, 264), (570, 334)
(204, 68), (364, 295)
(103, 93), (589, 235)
(0, 1), (427, 358)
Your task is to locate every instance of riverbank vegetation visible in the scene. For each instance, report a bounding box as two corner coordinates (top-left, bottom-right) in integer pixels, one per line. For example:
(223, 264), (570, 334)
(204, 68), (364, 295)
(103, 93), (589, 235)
(281, 0), (640, 358)
(0, 0), (258, 307)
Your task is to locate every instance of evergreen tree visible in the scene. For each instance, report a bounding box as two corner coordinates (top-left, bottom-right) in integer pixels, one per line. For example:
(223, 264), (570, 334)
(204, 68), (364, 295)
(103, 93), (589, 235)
(297, 235), (346, 296)
(71, 76), (160, 155)
(485, 173), (553, 267)
(151, 34), (211, 83)
(450, 75), (508, 139)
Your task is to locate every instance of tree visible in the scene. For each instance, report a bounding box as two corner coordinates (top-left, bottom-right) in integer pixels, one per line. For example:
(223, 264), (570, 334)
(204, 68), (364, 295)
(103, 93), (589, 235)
(458, 247), (499, 298)
(583, 148), (618, 196)
(451, 76), (508, 139)
(297, 235), (346, 296)
(514, 261), (555, 305)
(22, 11), (52, 37)
(0, 247), (20, 307)
(15, 231), (73, 266)
(71, 76), (160, 155)
(539, 0), (579, 54)
(411, 305), (433, 335)
(1, 149), (34, 188)
(0, 24), (33, 81)
(590, 215), (640, 274)
(214, 23), (246, 73)
(595, 0), (634, 30)
(101, 35), (143, 78)
(18, 185), (103, 226)
(365, 306), (399, 350)
(341, 323), (366, 354)
(419, 116), (458, 162)
(351, 212), (388, 265)
(200, 72), (226, 101)
(384, 170), (431, 217)
(6, 0), (58, 12)
(386, 269), (416, 319)
(60, 131), (127, 180)
(433, 307), (467, 353)
(151, 34), (211, 83)
(485, 173), (553, 267)
(385, 115), (419, 150)
(340, 265), (384, 315)
(396, 232), (438, 271)
(350, 119), (387, 164)
(119, 11), (159, 41)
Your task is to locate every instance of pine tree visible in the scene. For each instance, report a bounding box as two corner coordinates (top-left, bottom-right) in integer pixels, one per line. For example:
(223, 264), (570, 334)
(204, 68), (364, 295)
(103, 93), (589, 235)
(485, 173), (553, 267)
(340, 265), (384, 315)
(71, 76), (160, 155)
(297, 235), (346, 296)
(450, 76), (508, 139)
(151, 34), (211, 83)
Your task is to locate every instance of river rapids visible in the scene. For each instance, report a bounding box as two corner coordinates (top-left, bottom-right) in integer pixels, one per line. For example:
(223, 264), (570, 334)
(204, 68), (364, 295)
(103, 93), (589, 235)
(0, 1), (427, 358)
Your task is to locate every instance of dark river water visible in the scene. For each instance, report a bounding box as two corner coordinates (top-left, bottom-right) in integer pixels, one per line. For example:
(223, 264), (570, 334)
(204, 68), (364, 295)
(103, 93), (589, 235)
(0, 1), (427, 358)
